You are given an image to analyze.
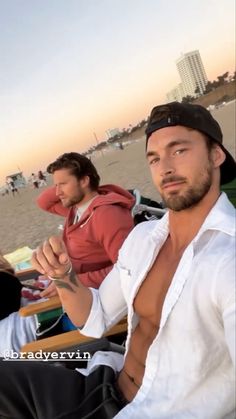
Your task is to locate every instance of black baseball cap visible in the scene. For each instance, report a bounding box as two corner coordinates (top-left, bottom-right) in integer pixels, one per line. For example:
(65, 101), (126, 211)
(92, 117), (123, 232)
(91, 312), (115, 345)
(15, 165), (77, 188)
(145, 101), (236, 185)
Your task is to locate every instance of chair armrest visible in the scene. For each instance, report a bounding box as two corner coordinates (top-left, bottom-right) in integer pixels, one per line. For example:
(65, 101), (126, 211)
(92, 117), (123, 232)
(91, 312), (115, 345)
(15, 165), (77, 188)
(19, 296), (61, 317)
(20, 319), (127, 354)
(17, 267), (39, 281)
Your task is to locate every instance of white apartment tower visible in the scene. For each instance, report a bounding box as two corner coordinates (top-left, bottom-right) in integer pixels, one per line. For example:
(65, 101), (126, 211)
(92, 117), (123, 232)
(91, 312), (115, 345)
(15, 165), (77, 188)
(176, 50), (208, 97)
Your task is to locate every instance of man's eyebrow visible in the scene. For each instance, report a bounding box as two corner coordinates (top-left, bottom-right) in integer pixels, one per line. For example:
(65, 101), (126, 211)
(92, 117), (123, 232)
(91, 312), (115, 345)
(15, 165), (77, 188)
(166, 139), (192, 148)
(146, 139), (192, 158)
(146, 150), (157, 158)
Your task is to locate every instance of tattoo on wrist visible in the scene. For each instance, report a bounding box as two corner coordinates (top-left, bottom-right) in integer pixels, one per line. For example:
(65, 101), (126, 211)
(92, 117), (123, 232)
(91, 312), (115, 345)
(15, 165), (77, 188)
(49, 268), (79, 293)
(68, 269), (79, 287)
(53, 280), (76, 293)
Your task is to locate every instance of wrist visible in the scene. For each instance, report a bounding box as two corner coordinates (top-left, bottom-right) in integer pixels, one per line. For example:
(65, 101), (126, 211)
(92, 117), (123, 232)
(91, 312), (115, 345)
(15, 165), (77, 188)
(48, 262), (73, 281)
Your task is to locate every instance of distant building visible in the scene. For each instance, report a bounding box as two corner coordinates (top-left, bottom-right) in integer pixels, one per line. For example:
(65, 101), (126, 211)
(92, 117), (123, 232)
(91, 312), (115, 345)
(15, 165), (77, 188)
(176, 50), (208, 97)
(106, 128), (121, 139)
(166, 50), (208, 103)
(6, 172), (26, 188)
(167, 83), (185, 103)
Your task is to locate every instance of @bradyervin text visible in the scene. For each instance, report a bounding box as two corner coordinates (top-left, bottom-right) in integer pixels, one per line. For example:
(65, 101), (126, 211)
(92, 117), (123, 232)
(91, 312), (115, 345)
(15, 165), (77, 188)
(3, 349), (91, 361)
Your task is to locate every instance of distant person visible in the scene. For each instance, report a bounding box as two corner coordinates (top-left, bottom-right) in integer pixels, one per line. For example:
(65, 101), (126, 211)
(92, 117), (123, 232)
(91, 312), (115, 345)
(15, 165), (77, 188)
(30, 173), (39, 189)
(37, 170), (47, 187)
(5, 177), (19, 196)
(3, 189), (9, 196)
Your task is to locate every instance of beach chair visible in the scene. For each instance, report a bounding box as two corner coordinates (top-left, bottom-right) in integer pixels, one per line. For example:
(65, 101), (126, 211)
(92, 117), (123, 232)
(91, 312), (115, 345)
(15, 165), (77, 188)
(18, 274), (128, 356)
(17, 267), (40, 281)
(20, 313), (127, 356)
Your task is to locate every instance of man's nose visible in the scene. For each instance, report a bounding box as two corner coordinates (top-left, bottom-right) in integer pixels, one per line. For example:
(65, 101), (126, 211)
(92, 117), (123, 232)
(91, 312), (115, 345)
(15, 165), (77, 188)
(159, 157), (175, 177)
(55, 185), (61, 196)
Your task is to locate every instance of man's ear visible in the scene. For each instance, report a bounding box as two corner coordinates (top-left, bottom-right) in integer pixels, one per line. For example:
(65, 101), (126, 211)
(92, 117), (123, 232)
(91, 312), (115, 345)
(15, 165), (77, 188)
(80, 175), (90, 189)
(211, 144), (226, 168)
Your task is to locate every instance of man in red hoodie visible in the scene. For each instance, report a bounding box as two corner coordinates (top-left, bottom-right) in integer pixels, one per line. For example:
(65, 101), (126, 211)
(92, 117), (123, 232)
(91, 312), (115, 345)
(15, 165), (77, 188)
(0, 152), (135, 354)
(37, 152), (135, 293)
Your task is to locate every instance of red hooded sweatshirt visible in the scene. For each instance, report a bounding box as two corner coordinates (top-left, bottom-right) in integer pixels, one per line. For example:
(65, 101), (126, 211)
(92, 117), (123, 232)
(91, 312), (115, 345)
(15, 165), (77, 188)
(36, 184), (135, 288)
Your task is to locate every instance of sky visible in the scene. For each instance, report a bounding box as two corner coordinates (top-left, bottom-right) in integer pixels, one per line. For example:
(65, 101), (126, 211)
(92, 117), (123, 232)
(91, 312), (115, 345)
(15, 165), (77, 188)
(0, 0), (235, 184)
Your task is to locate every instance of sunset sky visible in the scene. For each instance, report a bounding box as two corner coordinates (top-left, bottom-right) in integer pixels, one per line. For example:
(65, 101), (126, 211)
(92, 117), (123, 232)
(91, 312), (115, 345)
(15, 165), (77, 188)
(0, 0), (235, 184)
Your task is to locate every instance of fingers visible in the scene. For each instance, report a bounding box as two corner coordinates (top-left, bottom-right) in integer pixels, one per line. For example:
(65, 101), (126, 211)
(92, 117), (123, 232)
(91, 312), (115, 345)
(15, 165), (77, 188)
(48, 236), (70, 267)
(40, 282), (58, 298)
(31, 250), (45, 275)
(49, 237), (68, 262)
(31, 236), (70, 277)
(32, 243), (59, 276)
(42, 240), (62, 269)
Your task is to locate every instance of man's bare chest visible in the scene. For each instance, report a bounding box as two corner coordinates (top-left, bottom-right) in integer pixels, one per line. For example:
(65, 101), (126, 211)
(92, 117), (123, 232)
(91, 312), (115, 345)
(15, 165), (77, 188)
(134, 242), (182, 323)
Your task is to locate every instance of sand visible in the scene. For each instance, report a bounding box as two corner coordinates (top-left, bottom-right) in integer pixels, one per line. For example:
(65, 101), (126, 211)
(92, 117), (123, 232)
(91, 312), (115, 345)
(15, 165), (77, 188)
(0, 100), (235, 255)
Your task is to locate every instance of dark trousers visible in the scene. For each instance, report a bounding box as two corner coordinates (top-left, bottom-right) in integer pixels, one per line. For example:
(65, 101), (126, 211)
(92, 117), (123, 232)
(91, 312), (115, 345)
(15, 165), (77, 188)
(0, 361), (126, 419)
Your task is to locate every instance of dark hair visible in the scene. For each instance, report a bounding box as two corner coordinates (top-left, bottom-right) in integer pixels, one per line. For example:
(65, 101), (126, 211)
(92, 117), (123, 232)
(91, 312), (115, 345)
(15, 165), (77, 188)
(203, 134), (219, 154)
(47, 152), (100, 190)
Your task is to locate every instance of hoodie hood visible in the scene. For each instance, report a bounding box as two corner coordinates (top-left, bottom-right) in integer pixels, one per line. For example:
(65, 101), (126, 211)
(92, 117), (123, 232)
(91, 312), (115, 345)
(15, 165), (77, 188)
(92, 184), (135, 209)
(67, 184), (135, 228)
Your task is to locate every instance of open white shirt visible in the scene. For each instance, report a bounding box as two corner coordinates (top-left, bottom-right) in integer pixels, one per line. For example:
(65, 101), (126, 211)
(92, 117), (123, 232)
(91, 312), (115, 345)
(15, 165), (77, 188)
(78, 192), (236, 418)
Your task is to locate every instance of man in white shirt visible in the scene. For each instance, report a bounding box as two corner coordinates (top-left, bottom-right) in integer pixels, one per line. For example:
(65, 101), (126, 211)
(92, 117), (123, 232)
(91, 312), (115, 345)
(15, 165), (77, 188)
(0, 102), (235, 418)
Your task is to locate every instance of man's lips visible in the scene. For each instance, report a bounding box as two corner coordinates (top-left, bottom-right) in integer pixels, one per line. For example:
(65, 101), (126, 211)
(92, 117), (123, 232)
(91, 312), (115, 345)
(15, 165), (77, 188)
(162, 180), (185, 190)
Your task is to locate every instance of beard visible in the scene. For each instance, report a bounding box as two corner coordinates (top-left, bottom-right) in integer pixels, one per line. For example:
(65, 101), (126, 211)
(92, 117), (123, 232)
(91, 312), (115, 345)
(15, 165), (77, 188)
(60, 191), (85, 208)
(160, 165), (213, 212)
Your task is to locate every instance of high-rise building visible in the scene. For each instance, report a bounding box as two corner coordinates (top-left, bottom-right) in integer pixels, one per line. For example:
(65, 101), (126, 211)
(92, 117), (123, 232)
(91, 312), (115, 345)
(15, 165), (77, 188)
(176, 50), (208, 97)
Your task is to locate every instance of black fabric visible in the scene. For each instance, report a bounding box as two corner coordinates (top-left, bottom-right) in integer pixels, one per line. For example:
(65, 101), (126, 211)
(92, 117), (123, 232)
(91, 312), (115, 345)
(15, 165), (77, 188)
(0, 270), (22, 320)
(146, 102), (223, 143)
(0, 361), (126, 419)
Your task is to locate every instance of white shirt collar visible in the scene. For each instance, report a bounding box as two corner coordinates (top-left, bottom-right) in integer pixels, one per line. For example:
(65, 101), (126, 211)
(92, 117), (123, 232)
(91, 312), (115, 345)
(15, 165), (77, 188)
(151, 192), (235, 241)
(73, 195), (98, 224)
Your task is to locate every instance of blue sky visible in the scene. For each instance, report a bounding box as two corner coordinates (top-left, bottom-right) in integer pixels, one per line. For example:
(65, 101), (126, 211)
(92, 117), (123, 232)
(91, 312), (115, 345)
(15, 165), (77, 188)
(0, 0), (235, 183)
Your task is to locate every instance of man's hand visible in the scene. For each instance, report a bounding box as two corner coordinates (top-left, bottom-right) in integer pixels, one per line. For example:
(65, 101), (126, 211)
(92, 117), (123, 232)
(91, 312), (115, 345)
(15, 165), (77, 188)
(31, 236), (71, 279)
(31, 236), (92, 328)
(40, 281), (58, 298)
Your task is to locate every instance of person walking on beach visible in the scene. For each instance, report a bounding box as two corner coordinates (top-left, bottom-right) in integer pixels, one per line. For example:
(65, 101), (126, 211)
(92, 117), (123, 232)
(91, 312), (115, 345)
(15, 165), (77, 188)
(0, 102), (235, 418)
(37, 170), (47, 187)
(5, 177), (19, 196)
(30, 173), (39, 189)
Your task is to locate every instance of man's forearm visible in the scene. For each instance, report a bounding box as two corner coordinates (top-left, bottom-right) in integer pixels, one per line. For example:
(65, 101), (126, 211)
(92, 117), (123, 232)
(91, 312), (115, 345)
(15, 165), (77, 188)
(36, 186), (68, 216)
(31, 236), (92, 326)
(52, 268), (93, 327)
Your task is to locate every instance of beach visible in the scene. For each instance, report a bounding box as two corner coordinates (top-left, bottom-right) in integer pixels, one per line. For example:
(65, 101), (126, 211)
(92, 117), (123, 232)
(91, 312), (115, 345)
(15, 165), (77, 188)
(0, 100), (235, 255)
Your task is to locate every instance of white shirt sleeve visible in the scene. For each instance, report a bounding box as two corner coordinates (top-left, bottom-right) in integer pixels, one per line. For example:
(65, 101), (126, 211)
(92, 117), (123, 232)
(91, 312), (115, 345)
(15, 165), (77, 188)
(212, 253), (236, 365)
(79, 260), (128, 338)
